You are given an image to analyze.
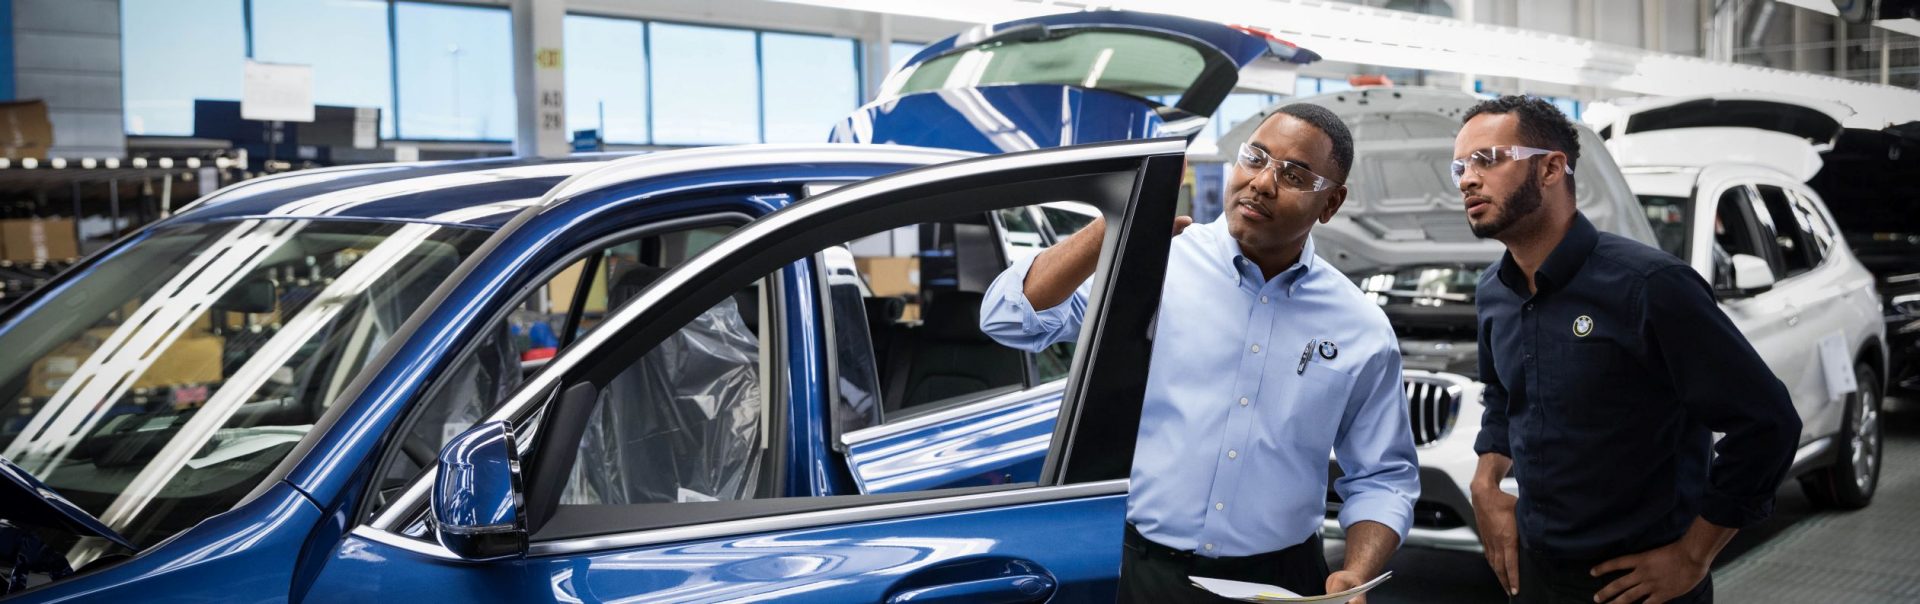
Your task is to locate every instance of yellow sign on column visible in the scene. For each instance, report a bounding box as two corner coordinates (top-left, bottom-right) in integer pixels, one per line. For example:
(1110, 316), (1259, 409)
(536, 48), (563, 70)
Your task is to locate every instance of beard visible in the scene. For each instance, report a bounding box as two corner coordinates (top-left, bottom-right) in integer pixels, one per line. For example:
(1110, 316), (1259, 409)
(1469, 166), (1543, 239)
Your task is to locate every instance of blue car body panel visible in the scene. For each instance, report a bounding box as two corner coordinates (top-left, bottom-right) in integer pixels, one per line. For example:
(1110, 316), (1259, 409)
(898, 11), (1297, 72)
(832, 86), (1173, 154)
(2, 11), (1259, 601)
(847, 387), (1062, 494)
(307, 493), (1127, 603)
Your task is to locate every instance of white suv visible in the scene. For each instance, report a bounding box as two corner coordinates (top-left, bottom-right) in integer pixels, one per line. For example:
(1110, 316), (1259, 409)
(1198, 89), (1888, 552)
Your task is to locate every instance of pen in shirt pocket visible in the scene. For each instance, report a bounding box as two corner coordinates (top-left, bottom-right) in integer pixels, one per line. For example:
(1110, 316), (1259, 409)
(1297, 339), (1316, 375)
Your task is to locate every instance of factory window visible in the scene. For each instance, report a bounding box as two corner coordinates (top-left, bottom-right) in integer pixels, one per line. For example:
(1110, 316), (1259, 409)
(121, 0), (247, 136)
(252, 0), (395, 139)
(564, 15), (650, 144)
(650, 22), (761, 145)
(890, 41), (926, 72)
(760, 32), (860, 143)
(393, 1), (516, 141)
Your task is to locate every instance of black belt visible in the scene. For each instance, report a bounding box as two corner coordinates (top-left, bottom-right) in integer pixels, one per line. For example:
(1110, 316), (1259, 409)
(1123, 523), (1309, 567)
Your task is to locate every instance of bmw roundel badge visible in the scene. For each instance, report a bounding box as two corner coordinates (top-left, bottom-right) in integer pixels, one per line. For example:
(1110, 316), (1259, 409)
(1318, 340), (1338, 360)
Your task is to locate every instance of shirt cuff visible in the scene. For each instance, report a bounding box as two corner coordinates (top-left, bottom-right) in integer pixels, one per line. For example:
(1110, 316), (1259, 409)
(1472, 424), (1510, 457)
(1699, 490), (1775, 529)
(1337, 489), (1415, 543)
(998, 255), (1067, 335)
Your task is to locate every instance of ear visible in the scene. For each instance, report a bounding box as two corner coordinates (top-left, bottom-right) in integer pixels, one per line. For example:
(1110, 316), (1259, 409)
(1540, 151), (1570, 189)
(1318, 184), (1349, 224)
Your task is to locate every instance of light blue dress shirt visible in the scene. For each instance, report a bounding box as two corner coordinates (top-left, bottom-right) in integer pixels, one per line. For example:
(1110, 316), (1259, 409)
(980, 219), (1419, 557)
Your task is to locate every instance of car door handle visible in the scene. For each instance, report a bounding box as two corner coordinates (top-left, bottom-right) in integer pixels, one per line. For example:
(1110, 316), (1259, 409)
(885, 574), (1056, 604)
(885, 558), (1057, 604)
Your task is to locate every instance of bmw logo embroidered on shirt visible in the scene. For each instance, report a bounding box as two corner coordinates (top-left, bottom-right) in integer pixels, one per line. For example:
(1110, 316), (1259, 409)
(1318, 340), (1338, 360)
(1573, 315), (1594, 337)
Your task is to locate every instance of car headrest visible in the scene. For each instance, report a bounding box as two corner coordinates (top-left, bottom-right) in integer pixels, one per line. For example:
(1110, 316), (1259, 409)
(863, 296), (904, 324)
(611, 265), (670, 308)
(921, 291), (989, 342)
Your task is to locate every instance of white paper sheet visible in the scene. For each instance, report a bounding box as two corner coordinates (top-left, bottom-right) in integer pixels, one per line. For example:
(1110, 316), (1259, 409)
(1191, 571), (1392, 603)
(1818, 331), (1857, 404)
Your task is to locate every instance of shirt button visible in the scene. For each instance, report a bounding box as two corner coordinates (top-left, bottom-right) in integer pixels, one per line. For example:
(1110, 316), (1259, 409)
(1215, 502), (1225, 511)
(1228, 450), (1238, 459)
(1203, 543), (1214, 551)
(1250, 344), (1261, 353)
(1524, 303), (1534, 311)
(1260, 296), (1269, 304)
(1238, 397), (1249, 406)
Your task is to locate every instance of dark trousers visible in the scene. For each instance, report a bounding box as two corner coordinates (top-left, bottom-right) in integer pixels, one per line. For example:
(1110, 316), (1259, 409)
(1514, 548), (1712, 603)
(1118, 523), (1330, 604)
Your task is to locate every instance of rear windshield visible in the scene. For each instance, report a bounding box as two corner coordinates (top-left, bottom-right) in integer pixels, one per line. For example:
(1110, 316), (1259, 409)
(883, 30), (1211, 103)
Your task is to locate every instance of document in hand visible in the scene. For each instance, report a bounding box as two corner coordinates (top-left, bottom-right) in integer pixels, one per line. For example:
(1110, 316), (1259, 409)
(1189, 571), (1392, 603)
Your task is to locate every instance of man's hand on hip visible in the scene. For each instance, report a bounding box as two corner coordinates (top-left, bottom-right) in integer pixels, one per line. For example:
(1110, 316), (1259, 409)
(1591, 517), (1733, 604)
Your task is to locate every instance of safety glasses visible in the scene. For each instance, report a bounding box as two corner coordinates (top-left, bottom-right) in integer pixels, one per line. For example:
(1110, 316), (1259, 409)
(1449, 145), (1573, 187)
(1236, 143), (1338, 193)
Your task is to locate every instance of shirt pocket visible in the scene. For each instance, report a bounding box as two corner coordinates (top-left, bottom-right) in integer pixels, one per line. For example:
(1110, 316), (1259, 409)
(1275, 363), (1356, 456)
(1554, 341), (1640, 425)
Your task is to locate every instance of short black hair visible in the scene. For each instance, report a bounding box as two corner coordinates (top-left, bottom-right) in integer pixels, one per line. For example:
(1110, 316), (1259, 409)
(1268, 102), (1354, 183)
(1462, 95), (1580, 193)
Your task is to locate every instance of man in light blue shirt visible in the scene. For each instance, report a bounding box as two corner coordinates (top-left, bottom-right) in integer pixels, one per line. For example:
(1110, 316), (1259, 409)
(980, 104), (1418, 602)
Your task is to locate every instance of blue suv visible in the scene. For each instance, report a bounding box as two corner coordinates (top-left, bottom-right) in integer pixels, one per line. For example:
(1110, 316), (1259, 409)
(1, 13), (1314, 602)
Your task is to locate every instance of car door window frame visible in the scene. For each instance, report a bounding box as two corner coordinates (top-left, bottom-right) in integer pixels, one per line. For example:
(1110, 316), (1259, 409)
(361, 213), (753, 522)
(358, 139), (1187, 558)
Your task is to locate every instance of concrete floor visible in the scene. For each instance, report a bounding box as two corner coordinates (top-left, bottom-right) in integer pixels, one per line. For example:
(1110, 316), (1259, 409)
(1328, 396), (1920, 603)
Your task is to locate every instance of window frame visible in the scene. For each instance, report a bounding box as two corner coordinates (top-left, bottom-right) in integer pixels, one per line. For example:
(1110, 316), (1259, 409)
(359, 139), (1186, 556)
(1753, 183), (1821, 279)
(361, 213), (753, 522)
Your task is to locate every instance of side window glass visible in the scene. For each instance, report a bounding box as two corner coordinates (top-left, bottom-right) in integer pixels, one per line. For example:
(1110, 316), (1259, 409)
(1789, 189), (1834, 263)
(850, 219), (1024, 418)
(1711, 187), (1765, 289)
(374, 224), (736, 509)
(1754, 184), (1817, 277)
(563, 276), (773, 505)
(995, 207), (1046, 264)
(1032, 202), (1100, 384)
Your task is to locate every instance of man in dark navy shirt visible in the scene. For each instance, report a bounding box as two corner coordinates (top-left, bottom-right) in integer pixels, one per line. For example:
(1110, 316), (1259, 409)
(1454, 96), (1800, 604)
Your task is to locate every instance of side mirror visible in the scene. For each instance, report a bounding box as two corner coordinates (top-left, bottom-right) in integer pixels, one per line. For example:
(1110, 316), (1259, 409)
(432, 421), (527, 561)
(1727, 254), (1775, 295)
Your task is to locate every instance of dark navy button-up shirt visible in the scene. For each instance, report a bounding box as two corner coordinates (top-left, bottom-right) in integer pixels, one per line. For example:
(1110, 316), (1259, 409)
(1472, 212), (1800, 560)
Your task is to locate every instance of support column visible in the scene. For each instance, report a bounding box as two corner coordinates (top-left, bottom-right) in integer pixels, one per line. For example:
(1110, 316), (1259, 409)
(861, 13), (894, 102)
(511, 0), (567, 158)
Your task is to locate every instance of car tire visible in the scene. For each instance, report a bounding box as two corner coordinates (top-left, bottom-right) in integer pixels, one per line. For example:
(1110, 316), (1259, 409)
(1800, 363), (1882, 510)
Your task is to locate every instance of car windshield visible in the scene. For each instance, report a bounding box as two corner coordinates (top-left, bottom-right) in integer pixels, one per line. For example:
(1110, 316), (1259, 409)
(881, 30), (1211, 104)
(0, 219), (489, 561)
(1354, 264), (1486, 308)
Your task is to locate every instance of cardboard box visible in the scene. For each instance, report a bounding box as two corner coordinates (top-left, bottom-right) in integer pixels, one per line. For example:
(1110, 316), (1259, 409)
(854, 256), (920, 298)
(28, 329), (225, 398)
(0, 100), (52, 160)
(1, 218), (80, 262)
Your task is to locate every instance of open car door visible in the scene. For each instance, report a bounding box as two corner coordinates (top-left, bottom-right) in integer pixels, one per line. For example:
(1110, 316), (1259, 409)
(318, 138), (1184, 602)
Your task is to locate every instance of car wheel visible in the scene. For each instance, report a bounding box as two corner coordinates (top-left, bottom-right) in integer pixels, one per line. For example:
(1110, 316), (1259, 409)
(1801, 363), (1881, 510)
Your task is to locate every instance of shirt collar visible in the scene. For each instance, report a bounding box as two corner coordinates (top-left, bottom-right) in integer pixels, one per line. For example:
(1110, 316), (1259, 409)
(1496, 211), (1598, 296)
(1216, 222), (1316, 291)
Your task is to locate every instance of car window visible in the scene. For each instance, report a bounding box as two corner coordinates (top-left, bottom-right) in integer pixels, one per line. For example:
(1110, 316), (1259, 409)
(843, 215), (1026, 419)
(0, 220), (489, 555)
(1637, 194), (1692, 260)
(996, 207), (1047, 264)
(1754, 184), (1820, 277)
(1711, 186), (1770, 288)
(1789, 189), (1835, 263)
(375, 224), (736, 509)
(561, 276), (773, 505)
(1040, 205), (1097, 239)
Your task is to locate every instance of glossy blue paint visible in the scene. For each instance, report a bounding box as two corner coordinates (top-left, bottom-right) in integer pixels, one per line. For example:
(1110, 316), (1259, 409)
(313, 492), (1127, 603)
(432, 421), (526, 560)
(171, 155), (629, 229)
(831, 86), (1170, 154)
(899, 11), (1292, 72)
(848, 391), (1061, 494)
(17, 484), (320, 602)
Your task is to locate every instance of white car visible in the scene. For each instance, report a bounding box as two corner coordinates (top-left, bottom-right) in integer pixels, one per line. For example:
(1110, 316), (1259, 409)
(1200, 88), (1887, 552)
(1606, 94), (1890, 511)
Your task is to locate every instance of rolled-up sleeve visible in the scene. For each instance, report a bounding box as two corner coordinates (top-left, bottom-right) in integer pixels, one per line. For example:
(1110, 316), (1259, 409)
(1471, 316), (1513, 458)
(1642, 266), (1800, 529)
(1332, 341), (1421, 541)
(978, 254), (1090, 353)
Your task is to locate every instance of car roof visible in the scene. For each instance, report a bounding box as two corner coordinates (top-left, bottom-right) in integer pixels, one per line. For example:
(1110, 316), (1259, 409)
(900, 11), (1311, 72)
(167, 154), (636, 230)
